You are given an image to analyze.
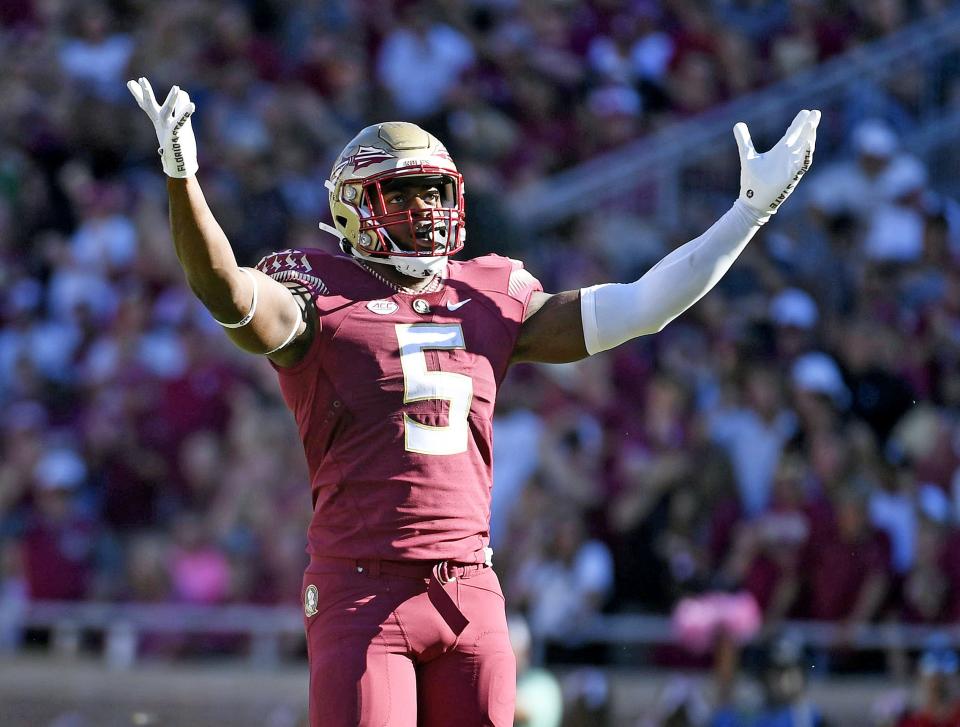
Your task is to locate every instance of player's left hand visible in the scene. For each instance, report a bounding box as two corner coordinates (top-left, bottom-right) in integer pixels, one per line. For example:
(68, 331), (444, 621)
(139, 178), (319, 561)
(734, 109), (820, 216)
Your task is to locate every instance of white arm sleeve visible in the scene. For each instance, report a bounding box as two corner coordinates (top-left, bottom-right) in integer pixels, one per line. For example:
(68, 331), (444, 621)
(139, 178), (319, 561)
(580, 200), (767, 355)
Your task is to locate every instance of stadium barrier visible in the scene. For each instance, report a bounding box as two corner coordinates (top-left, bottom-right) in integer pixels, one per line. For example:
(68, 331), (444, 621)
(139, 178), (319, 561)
(9, 600), (959, 668)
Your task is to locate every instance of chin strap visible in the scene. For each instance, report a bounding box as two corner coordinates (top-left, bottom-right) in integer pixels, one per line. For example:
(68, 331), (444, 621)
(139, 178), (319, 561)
(318, 221), (345, 241)
(319, 181), (347, 243)
(318, 222), (364, 265)
(319, 220), (441, 278)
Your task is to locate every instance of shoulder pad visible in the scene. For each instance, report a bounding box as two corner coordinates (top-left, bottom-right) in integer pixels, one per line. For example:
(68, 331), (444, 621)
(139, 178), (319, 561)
(255, 248), (331, 298)
(453, 254), (542, 303)
(469, 253), (515, 269)
(507, 263), (539, 300)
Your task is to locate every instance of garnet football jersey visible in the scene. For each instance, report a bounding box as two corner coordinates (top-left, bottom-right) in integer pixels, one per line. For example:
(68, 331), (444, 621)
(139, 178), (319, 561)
(255, 249), (542, 562)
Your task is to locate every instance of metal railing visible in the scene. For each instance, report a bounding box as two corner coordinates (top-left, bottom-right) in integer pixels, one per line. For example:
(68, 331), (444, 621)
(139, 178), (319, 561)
(508, 6), (960, 231)
(566, 613), (960, 651)
(9, 601), (304, 668)
(10, 600), (960, 668)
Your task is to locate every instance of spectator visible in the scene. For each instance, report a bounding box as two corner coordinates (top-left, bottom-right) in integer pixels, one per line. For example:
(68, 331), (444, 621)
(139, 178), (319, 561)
(809, 119), (927, 223)
(711, 632), (829, 727)
(123, 532), (171, 603)
(510, 506), (613, 643)
(863, 156), (931, 263)
(58, 4), (134, 102)
(509, 612), (564, 727)
(768, 287), (819, 362)
(0, 539), (27, 651)
(537, 404), (606, 510)
(806, 483), (892, 630)
(837, 317), (915, 446)
(710, 362), (798, 516)
(376, 0), (475, 120)
(868, 457), (919, 580)
(897, 641), (960, 727)
(20, 448), (97, 601)
(608, 374), (702, 609)
(489, 372), (545, 546)
(720, 455), (812, 624)
(900, 512), (952, 624)
(168, 512), (230, 605)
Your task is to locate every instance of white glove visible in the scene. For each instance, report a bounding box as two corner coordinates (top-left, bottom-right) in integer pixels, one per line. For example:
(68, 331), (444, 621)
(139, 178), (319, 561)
(126, 77), (198, 178)
(734, 109), (820, 218)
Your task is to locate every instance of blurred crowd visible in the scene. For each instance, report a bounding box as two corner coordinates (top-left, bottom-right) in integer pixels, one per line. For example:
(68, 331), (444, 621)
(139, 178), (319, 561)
(1, 0), (960, 698)
(633, 631), (960, 727)
(498, 109), (960, 658)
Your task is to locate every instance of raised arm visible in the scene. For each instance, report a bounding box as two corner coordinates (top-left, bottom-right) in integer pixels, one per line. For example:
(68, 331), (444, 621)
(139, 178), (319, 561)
(127, 78), (311, 366)
(512, 109), (820, 365)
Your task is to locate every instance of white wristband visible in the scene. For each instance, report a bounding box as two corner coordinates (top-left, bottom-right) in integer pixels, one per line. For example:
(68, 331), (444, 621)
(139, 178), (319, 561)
(214, 267), (258, 328)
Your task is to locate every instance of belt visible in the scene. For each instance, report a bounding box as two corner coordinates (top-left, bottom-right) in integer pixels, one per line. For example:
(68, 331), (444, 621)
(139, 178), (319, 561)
(309, 555), (488, 583)
(308, 555), (489, 636)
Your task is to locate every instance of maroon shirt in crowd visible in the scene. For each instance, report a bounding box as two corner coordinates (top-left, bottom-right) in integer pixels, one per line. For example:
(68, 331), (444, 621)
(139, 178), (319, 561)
(22, 510), (95, 600)
(806, 523), (892, 621)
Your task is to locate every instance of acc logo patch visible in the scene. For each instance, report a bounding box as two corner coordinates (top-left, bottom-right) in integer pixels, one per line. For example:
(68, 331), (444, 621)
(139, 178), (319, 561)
(367, 299), (399, 315)
(304, 584), (319, 617)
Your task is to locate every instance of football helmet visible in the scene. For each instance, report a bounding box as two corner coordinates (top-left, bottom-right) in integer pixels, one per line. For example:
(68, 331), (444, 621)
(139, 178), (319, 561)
(321, 122), (465, 278)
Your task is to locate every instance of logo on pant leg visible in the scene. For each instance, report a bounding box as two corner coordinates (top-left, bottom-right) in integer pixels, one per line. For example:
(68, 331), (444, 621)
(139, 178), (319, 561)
(304, 584), (319, 617)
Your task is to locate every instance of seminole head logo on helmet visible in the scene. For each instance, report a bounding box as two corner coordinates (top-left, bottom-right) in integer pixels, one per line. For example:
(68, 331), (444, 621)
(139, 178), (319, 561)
(320, 122), (465, 279)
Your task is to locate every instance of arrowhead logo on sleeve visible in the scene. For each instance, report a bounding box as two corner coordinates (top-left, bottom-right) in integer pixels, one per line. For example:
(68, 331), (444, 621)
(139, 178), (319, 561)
(255, 249), (329, 296)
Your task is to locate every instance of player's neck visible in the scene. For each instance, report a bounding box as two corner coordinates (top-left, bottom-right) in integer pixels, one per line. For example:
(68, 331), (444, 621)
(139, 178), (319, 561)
(357, 259), (443, 294)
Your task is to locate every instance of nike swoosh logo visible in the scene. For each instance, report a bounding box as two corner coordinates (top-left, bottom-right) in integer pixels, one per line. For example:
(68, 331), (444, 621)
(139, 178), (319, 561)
(446, 299), (472, 311)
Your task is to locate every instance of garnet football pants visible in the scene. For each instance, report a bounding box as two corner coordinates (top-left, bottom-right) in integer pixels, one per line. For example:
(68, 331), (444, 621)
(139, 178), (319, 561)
(301, 557), (516, 726)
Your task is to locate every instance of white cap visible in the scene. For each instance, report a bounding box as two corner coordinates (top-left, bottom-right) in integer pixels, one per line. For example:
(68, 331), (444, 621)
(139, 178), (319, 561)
(34, 448), (87, 491)
(769, 288), (819, 329)
(853, 119), (898, 158)
(792, 352), (849, 407)
(879, 156), (928, 200)
(919, 483), (950, 523)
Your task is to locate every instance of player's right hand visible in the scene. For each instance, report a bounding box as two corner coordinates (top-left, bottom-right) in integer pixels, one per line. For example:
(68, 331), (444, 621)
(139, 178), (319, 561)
(126, 77), (198, 179)
(734, 109), (820, 216)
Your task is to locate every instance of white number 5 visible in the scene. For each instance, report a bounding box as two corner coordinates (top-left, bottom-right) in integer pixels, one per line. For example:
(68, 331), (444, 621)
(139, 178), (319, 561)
(395, 323), (473, 455)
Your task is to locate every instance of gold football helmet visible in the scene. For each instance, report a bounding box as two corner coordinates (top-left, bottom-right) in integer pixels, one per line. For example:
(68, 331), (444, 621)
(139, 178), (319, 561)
(322, 122), (465, 278)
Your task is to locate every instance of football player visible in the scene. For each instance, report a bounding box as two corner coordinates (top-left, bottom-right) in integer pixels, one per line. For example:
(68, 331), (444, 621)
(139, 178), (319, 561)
(128, 77), (819, 726)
